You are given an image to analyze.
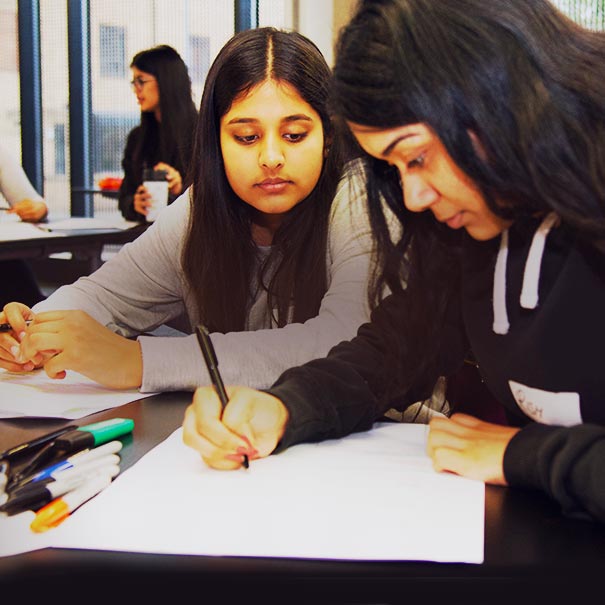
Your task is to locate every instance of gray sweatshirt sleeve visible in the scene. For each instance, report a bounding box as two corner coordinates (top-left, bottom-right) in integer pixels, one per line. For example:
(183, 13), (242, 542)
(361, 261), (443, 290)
(34, 163), (383, 394)
(33, 192), (194, 338)
(138, 162), (382, 393)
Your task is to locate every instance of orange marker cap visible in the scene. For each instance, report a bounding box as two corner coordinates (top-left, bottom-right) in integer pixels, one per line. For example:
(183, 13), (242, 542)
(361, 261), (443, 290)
(30, 499), (69, 533)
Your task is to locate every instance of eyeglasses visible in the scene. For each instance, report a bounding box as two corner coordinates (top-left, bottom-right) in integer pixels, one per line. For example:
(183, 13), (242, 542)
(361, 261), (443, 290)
(130, 77), (156, 91)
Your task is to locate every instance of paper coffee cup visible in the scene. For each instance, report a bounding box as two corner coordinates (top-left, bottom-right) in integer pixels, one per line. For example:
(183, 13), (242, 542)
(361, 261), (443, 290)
(144, 180), (169, 222)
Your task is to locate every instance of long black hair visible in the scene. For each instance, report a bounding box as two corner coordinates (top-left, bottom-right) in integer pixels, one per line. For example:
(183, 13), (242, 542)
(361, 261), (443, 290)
(130, 44), (198, 185)
(183, 28), (348, 333)
(332, 0), (605, 395)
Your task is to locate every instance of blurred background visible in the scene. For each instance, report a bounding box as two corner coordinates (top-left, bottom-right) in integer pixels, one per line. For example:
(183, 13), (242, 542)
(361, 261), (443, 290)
(0, 0), (358, 219)
(0, 0), (603, 288)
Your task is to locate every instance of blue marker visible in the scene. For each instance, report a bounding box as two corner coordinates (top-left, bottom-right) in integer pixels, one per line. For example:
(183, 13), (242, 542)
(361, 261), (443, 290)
(17, 441), (123, 486)
(0, 463), (120, 516)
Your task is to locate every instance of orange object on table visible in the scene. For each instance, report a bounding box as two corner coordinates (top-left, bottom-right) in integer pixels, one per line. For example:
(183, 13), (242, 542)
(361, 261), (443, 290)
(98, 177), (123, 191)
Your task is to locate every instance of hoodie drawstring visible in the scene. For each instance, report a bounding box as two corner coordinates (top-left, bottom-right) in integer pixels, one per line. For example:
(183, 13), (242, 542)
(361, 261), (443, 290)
(520, 212), (559, 310)
(492, 212), (558, 335)
(492, 229), (510, 335)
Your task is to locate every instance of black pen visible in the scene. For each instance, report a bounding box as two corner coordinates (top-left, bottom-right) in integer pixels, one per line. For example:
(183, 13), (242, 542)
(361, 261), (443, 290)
(195, 325), (249, 469)
(0, 319), (33, 332)
(0, 425), (77, 462)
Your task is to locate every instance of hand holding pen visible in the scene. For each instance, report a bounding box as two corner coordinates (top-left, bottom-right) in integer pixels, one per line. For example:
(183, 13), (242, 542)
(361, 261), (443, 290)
(194, 325), (250, 469)
(181, 325), (289, 470)
(0, 302), (39, 373)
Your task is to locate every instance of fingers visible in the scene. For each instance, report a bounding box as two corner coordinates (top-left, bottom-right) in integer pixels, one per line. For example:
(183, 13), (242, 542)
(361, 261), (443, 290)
(183, 406), (242, 470)
(431, 446), (475, 476)
(426, 414), (517, 484)
(182, 387), (251, 470)
(222, 389), (288, 458)
(9, 200), (46, 222)
(0, 357), (36, 373)
(3, 302), (35, 335)
(153, 162), (182, 194)
(41, 351), (69, 380)
(17, 332), (60, 367)
(0, 303), (38, 370)
(13, 312), (78, 369)
(426, 419), (468, 457)
(182, 386), (287, 470)
(134, 186), (150, 215)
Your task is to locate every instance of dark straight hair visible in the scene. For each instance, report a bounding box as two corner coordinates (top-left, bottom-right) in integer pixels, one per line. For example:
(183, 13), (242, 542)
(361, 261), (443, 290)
(130, 44), (198, 184)
(183, 28), (347, 333)
(332, 0), (605, 396)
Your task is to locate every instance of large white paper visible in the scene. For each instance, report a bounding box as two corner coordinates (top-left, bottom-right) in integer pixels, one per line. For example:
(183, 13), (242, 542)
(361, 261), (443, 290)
(0, 424), (485, 563)
(0, 369), (154, 419)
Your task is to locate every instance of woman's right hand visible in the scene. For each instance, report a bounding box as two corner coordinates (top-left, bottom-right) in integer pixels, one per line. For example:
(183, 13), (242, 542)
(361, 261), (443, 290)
(182, 386), (289, 470)
(133, 184), (151, 216)
(0, 302), (39, 372)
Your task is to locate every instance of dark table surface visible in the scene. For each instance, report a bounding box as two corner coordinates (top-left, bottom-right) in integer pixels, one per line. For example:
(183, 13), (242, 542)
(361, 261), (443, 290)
(0, 223), (147, 273)
(1, 391), (603, 603)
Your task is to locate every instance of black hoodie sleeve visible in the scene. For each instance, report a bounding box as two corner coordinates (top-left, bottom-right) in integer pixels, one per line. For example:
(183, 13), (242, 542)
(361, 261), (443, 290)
(267, 290), (469, 452)
(504, 422), (605, 522)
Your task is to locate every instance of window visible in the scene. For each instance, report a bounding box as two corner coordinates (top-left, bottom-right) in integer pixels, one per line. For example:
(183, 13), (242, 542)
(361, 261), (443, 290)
(553, 0), (605, 29)
(189, 35), (210, 83)
(99, 24), (126, 78)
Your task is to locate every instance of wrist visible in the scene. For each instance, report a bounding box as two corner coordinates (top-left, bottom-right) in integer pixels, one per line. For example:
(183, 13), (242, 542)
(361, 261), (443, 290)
(116, 338), (143, 389)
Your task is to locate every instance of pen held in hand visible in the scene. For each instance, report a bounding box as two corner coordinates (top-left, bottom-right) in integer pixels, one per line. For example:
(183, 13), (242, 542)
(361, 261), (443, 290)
(195, 325), (249, 469)
(0, 319), (33, 332)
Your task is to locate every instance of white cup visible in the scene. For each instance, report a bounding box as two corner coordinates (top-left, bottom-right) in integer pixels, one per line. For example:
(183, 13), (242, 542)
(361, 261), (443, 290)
(144, 180), (169, 222)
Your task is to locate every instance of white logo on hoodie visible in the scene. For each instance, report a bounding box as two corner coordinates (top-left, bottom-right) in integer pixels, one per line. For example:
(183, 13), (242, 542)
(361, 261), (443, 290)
(508, 379), (582, 426)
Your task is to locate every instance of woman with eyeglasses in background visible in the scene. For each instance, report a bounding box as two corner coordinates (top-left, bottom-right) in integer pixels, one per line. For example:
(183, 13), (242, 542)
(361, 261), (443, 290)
(118, 44), (198, 221)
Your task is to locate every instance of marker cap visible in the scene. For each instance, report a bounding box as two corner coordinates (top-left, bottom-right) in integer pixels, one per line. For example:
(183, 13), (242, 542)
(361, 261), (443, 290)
(80, 418), (134, 446)
(54, 418), (134, 451)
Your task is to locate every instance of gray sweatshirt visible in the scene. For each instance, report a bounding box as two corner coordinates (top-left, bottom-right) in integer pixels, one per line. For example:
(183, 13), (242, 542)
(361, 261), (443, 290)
(34, 161), (384, 393)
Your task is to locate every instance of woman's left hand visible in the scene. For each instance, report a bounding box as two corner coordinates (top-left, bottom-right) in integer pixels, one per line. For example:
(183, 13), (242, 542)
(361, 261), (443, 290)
(9, 200), (48, 222)
(16, 310), (143, 389)
(154, 162), (183, 196)
(426, 413), (520, 484)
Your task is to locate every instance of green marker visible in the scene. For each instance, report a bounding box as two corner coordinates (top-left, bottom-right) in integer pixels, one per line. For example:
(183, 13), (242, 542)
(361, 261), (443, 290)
(7, 418), (135, 489)
(53, 418), (135, 451)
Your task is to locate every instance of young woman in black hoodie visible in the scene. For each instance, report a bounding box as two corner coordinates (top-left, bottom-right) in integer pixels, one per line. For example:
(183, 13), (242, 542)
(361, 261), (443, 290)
(118, 45), (197, 221)
(181, 0), (605, 524)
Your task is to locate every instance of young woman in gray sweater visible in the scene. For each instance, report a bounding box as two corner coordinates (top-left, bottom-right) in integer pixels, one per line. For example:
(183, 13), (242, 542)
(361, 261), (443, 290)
(0, 29), (387, 393)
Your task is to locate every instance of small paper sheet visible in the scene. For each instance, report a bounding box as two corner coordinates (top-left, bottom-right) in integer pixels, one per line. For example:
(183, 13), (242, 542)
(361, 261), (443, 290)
(43, 217), (139, 231)
(0, 369), (154, 419)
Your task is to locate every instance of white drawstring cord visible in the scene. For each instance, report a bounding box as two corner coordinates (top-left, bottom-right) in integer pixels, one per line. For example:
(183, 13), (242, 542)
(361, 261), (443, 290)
(520, 212), (559, 309)
(493, 229), (510, 335)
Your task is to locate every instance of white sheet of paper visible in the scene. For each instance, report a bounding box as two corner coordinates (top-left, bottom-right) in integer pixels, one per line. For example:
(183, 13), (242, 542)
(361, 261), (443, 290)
(43, 217), (139, 231)
(0, 424), (484, 562)
(0, 369), (153, 419)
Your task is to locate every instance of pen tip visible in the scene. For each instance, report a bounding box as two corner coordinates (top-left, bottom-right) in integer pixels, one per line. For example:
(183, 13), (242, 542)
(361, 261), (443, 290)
(242, 455), (249, 470)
